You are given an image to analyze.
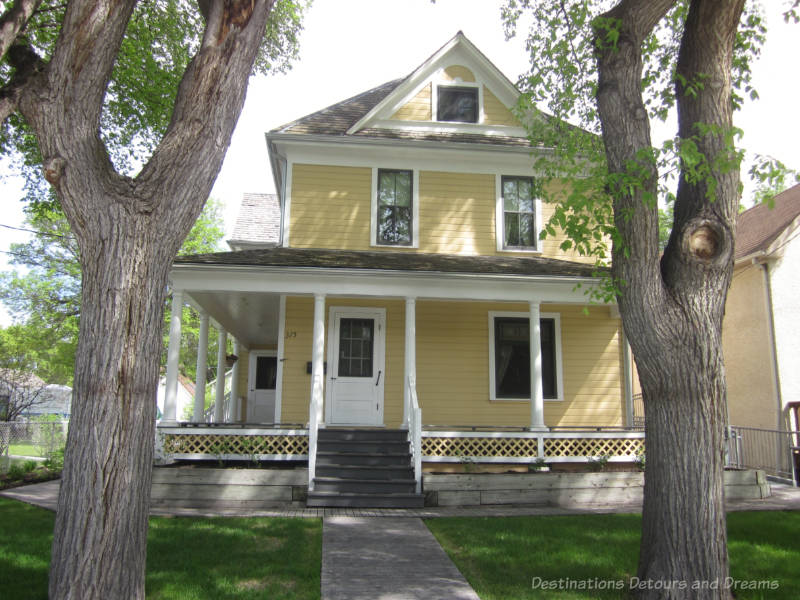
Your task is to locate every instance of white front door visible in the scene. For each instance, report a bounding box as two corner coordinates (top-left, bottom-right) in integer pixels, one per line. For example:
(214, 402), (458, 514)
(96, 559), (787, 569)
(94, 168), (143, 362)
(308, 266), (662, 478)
(326, 307), (386, 426)
(248, 351), (277, 423)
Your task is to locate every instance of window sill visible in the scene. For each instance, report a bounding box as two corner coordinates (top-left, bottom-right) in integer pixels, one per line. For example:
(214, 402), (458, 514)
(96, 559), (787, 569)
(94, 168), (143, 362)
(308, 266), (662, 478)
(499, 247), (542, 254)
(489, 397), (563, 403)
(371, 242), (418, 249)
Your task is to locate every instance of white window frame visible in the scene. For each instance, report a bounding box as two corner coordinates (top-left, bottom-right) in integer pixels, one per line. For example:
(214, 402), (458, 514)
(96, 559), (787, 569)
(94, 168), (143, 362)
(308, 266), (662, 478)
(432, 81), (483, 124)
(370, 167), (420, 248)
(488, 310), (564, 402)
(495, 174), (543, 253)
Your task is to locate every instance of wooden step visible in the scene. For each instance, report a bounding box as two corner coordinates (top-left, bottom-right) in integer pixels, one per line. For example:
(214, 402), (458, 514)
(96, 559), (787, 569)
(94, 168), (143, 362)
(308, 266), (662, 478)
(306, 491), (424, 509)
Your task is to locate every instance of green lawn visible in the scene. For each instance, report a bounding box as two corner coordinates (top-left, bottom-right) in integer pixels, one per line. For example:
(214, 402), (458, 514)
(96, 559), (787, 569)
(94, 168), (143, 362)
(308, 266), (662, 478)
(427, 512), (800, 599)
(7, 443), (42, 457)
(0, 498), (321, 599)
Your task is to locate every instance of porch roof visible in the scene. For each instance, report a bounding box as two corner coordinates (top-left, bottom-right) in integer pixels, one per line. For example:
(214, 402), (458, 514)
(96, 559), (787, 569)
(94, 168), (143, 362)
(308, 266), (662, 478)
(174, 247), (602, 279)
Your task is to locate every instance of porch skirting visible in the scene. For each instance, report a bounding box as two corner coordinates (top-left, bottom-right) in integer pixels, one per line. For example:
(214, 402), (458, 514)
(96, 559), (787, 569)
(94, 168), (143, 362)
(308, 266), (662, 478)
(156, 426), (644, 464)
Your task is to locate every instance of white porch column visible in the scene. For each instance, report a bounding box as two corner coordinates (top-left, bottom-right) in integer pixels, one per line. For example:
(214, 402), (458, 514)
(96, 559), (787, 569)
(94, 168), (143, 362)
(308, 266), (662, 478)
(163, 290), (183, 424)
(310, 293), (326, 426)
(193, 311), (209, 423)
(529, 301), (547, 431)
(403, 297), (417, 424)
(214, 326), (227, 423)
(622, 329), (634, 427)
(229, 339), (240, 423)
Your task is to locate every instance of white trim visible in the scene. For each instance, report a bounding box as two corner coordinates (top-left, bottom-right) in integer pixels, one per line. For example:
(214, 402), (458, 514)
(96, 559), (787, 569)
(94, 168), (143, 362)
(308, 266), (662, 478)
(275, 295), (286, 423)
(370, 167), (420, 248)
(163, 290), (184, 424)
(282, 161), (293, 247)
(193, 311), (209, 423)
(421, 430), (644, 439)
(369, 119), (527, 138)
(247, 349), (278, 423)
(495, 174), (544, 253)
(172, 264), (605, 305)
(488, 310), (564, 402)
(432, 80), (483, 124)
(325, 306), (387, 426)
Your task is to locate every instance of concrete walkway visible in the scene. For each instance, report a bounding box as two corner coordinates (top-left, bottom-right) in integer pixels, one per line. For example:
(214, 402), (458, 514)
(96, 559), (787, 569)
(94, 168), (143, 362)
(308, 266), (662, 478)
(322, 516), (480, 600)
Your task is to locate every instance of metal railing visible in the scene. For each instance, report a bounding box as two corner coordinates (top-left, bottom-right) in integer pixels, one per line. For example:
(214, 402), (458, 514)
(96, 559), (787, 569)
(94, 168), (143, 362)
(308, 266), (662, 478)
(406, 375), (422, 494)
(632, 393), (645, 428)
(728, 426), (798, 484)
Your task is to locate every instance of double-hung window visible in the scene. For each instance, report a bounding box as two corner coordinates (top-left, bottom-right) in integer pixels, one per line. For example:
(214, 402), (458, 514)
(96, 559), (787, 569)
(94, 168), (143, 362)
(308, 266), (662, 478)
(501, 176), (538, 249)
(376, 169), (413, 246)
(489, 313), (561, 401)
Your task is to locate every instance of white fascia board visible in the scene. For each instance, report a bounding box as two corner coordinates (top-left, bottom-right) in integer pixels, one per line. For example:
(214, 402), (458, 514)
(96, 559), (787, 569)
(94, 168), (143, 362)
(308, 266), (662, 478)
(347, 33), (520, 135)
(169, 263), (604, 305)
(268, 134), (551, 177)
(369, 119), (528, 139)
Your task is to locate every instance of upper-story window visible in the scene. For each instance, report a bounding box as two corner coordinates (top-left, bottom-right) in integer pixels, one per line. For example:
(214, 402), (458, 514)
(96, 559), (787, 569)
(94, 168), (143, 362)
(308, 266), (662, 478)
(436, 85), (479, 123)
(377, 169), (413, 246)
(501, 176), (538, 249)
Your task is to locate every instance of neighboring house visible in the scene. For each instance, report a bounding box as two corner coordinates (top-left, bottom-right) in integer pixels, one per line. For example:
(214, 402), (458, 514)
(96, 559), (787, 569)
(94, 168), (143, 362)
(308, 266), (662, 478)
(156, 374), (194, 423)
(0, 369), (71, 420)
(722, 183), (800, 479)
(227, 192), (281, 251)
(158, 33), (640, 505)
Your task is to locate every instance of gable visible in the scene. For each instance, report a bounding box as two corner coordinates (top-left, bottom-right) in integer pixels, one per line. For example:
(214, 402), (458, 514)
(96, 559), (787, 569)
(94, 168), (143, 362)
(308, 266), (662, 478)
(347, 32), (526, 137)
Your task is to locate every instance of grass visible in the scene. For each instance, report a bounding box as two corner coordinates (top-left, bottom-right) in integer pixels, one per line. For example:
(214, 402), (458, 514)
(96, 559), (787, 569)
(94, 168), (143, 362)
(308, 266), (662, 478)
(7, 443), (42, 457)
(0, 498), (321, 599)
(427, 512), (800, 599)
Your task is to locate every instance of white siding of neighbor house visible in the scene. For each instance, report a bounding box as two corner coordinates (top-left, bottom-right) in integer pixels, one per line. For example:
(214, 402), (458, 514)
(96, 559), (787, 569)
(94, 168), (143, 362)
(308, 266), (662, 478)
(768, 230), (800, 423)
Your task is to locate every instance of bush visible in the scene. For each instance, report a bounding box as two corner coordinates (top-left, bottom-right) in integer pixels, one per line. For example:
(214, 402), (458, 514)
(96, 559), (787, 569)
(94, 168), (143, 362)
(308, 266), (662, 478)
(32, 415), (66, 466)
(44, 448), (64, 471)
(22, 461), (37, 473)
(6, 464), (25, 481)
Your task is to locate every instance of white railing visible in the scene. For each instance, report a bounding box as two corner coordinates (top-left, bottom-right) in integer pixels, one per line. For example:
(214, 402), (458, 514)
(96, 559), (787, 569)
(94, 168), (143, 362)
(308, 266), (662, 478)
(407, 375), (422, 494)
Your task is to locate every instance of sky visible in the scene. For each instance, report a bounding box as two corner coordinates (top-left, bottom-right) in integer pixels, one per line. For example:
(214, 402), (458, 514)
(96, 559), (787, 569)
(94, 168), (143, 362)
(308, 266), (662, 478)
(2, 0), (799, 326)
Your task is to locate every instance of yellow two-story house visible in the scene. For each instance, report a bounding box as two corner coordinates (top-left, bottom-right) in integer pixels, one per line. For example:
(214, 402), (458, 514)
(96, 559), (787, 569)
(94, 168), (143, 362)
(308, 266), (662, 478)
(158, 33), (641, 507)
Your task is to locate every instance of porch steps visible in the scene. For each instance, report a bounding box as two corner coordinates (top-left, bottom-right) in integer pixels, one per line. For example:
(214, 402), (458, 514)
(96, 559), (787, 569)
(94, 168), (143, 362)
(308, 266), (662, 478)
(307, 428), (424, 508)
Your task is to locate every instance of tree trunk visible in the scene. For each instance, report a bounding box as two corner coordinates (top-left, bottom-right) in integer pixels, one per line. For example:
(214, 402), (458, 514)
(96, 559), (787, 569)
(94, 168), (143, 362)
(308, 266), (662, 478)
(5, 1), (277, 597)
(49, 218), (173, 598)
(595, 1), (745, 598)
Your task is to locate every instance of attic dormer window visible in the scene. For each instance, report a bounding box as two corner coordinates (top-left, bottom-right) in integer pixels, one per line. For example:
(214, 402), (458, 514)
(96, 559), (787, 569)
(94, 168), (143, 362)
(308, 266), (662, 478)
(437, 85), (479, 123)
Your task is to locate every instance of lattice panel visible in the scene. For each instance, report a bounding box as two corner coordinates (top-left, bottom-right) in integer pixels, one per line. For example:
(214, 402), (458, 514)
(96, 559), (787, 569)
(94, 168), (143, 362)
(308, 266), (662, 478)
(163, 434), (308, 456)
(423, 436), (538, 458)
(544, 437), (644, 458)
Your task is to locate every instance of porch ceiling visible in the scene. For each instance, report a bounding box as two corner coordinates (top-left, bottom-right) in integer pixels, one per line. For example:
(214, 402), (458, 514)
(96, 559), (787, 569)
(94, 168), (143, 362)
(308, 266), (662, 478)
(188, 291), (280, 349)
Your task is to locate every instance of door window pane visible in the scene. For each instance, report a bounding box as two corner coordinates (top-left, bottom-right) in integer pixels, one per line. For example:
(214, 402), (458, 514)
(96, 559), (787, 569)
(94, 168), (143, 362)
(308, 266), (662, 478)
(255, 356), (277, 390)
(338, 318), (374, 377)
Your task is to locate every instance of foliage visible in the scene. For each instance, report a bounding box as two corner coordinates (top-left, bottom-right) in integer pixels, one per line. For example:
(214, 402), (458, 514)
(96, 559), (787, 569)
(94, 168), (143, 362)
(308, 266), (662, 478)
(501, 0), (770, 297)
(1, 0), (309, 212)
(0, 498), (323, 600)
(31, 414), (65, 464)
(587, 454), (610, 472)
(748, 154), (800, 207)
(0, 199), (227, 386)
(0, 364), (50, 421)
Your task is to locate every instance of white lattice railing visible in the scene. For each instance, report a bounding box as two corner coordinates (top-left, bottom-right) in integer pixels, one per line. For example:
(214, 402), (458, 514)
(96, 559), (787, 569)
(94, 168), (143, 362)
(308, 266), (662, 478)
(158, 427), (308, 461)
(421, 430), (645, 463)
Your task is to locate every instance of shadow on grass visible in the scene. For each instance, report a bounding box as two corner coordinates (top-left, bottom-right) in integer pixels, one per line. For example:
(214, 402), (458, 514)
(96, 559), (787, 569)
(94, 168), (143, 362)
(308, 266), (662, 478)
(427, 512), (800, 600)
(0, 498), (321, 600)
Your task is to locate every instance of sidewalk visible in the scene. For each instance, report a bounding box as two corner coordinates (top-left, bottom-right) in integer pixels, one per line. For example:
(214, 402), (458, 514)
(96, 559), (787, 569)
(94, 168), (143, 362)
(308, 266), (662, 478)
(322, 516), (480, 600)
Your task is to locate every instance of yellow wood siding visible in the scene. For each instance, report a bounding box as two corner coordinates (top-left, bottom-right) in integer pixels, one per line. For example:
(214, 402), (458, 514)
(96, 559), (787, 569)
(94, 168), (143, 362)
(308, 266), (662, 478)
(278, 298), (623, 428)
(290, 164), (372, 250)
(391, 84), (432, 121)
(289, 165), (592, 263)
(442, 65), (476, 82)
(483, 86), (519, 127)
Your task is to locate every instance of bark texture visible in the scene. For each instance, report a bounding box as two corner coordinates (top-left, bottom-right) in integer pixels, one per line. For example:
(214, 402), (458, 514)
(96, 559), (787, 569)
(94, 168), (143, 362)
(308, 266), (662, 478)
(4, 1), (277, 598)
(595, 1), (745, 598)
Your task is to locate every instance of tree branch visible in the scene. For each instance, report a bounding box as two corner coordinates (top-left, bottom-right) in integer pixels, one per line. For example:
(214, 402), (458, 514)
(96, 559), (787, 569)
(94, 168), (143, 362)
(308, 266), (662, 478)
(0, 0), (43, 63)
(0, 42), (45, 124)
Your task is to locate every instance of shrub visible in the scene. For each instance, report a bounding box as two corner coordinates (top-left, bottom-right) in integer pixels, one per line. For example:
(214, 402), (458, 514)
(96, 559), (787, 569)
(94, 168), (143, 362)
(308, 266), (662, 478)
(22, 461), (37, 474)
(7, 464), (25, 481)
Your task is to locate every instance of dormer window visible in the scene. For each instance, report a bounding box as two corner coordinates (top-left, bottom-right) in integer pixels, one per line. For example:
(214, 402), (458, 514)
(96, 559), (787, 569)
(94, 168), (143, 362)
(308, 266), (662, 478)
(437, 85), (479, 123)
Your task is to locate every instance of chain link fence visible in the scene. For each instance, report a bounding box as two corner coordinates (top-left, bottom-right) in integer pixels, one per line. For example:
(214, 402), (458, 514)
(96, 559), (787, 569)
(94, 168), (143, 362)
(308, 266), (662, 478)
(0, 420), (68, 472)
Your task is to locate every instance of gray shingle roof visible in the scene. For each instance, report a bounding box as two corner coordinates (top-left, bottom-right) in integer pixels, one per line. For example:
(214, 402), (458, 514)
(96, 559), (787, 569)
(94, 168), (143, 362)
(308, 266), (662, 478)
(228, 193), (281, 249)
(175, 247), (601, 279)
